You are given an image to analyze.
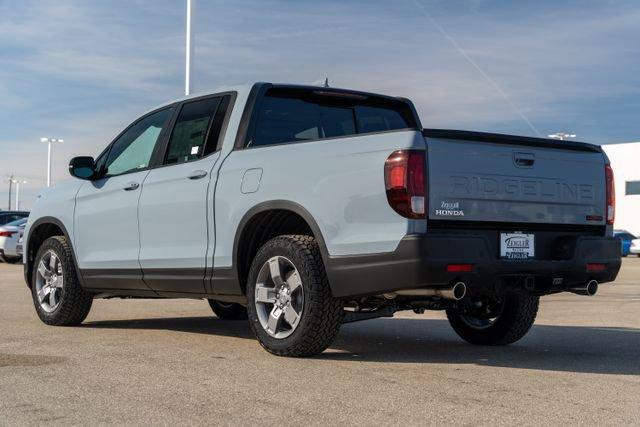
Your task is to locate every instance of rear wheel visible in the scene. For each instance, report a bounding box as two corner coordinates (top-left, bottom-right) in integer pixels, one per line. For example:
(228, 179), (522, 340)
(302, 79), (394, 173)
(246, 235), (343, 357)
(207, 300), (247, 320)
(31, 236), (93, 326)
(446, 293), (539, 345)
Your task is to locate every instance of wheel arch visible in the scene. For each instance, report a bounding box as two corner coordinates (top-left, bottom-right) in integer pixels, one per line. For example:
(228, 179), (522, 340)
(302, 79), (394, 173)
(232, 200), (330, 295)
(25, 217), (84, 289)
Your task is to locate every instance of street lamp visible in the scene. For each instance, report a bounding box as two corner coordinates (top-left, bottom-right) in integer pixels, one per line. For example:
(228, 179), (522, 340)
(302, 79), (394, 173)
(185, 0), (194, 96)
(11, 179), (27, 210)
(548, 132), (576, 141)
(40, 137), (64, 187)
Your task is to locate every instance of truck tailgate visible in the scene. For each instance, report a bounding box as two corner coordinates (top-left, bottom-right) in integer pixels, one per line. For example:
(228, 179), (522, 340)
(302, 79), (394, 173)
(424, 130), (606, 226)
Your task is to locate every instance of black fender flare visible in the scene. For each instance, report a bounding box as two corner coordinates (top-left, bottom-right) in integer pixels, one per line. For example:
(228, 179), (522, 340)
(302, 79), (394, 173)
(232, 200), (331, 269)
(25, 217), (85, 289)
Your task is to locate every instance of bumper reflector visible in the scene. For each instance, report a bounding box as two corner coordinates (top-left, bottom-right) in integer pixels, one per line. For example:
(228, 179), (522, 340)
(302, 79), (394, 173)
(586, 263), (606, 273)
(447, 264), (473, 273)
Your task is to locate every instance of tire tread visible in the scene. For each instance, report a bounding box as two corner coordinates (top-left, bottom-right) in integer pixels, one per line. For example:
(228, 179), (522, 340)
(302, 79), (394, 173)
(247, 235), (343, 357)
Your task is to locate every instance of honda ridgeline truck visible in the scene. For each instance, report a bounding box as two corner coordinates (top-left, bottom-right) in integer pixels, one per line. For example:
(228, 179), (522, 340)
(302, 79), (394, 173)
(23, 83), (621, 356)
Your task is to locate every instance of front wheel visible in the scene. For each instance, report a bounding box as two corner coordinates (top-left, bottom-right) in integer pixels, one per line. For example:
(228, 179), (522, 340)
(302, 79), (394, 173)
(246, 235), (343, 357)
(446, 293), (539, 345)
(31, 236), (93, 326)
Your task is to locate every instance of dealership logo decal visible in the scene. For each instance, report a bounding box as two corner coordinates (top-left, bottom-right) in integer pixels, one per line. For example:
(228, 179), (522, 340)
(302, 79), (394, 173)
(505, 235), (530, 249)
(435, 201), (464, 216)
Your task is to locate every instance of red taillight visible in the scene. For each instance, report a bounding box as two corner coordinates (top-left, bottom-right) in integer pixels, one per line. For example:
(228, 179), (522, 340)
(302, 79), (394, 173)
(384, 150), (426, 219)
(447, 264), (474, 273)
(586, 263), (606, 273)
(605, 164), (615, 225)
(0, 231), (15, 238)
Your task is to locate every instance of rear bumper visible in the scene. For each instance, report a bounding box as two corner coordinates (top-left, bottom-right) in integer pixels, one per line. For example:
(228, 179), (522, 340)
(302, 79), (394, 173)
(326, 234), (621, 298)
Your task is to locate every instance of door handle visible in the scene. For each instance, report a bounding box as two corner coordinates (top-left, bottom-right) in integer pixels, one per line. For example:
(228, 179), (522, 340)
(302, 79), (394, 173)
(187, 170), (208, 180)
(123, 182), (140, 191)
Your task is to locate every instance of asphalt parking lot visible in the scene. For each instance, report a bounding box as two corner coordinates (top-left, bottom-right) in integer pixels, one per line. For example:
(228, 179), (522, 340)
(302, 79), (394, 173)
(1, 260), (639, 425)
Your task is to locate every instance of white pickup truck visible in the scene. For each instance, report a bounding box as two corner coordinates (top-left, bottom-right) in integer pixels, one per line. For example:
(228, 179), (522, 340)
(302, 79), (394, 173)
(24, 82), (621, 356)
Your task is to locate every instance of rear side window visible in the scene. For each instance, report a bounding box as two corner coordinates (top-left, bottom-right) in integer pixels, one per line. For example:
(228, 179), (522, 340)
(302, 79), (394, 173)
(164, 96), (223, 165)
(248, 88), (417, 147)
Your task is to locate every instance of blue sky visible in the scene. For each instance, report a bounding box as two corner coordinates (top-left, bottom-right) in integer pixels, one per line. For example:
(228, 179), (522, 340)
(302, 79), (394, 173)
(1, 0), (639, 209)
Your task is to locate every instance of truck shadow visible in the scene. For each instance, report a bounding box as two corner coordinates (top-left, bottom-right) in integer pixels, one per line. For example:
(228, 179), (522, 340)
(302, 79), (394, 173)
(83, 317), (640, 375)
(329, 318), (640, 375)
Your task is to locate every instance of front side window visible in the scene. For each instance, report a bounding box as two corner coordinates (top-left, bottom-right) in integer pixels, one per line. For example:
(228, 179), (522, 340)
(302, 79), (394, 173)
(105, 107), (173, 176)
(164, 97), (222, 165)
(248, 87), (416, 147)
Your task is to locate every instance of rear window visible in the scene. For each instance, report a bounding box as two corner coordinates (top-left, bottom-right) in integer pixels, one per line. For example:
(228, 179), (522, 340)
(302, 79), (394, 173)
(0, 213), (28, 225)
(248, 88), (417, 147)
(5, 218), (27, 227)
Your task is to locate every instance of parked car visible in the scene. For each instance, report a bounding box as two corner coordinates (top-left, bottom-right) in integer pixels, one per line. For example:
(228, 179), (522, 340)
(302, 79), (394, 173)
(23, 82), (621, 357)
(630, 239), (640, 257)
(0, 217), (27, 263)
(614, 230), (637, 257)
(0, 211), (29, 226)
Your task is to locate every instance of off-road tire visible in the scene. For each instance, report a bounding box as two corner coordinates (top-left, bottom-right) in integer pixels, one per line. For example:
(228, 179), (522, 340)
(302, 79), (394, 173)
(31, 236), (93, 326)
(207, 300), (247, 320)
(446, 293), (539, 345)
(246, 235), (343, 357)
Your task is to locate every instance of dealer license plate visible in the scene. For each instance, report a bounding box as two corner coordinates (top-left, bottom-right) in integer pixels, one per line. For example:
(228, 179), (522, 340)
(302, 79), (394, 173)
(500, 232), (535, 259)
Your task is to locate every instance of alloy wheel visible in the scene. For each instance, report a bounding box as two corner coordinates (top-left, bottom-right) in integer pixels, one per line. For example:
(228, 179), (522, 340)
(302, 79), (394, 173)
(254, 256), (304, 339)
(35, 250), (64, 313)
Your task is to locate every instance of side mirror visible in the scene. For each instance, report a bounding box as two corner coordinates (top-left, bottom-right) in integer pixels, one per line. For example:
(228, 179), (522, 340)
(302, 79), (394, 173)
(69, 156), (96, 180)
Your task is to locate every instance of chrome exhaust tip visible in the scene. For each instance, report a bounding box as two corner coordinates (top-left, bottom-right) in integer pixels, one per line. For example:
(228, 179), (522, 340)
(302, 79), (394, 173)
(447, 282), (467, 301)
(569, 280), (598, 296)
(394, 282), (467, 301)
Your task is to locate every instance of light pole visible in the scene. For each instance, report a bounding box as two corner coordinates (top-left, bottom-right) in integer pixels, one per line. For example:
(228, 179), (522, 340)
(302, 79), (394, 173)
(11, 179), (27, 210)
(6, 174), (13, 210)
(548, 132), (576, 141)
(40, 137), (64, 187)
(185, 0), (194, 96)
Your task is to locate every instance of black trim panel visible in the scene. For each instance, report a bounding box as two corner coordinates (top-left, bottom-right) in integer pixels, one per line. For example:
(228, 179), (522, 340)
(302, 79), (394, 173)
(143, 268), (206, 293)
(211, 267), (241, 295)
(234, 82), (269, 150)
(325, 234), (621, 299)
(428, 219), (605, 234)
(81, 268), (150, 291)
